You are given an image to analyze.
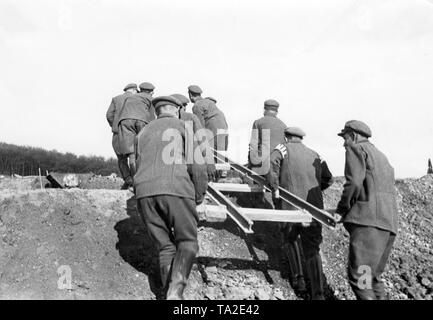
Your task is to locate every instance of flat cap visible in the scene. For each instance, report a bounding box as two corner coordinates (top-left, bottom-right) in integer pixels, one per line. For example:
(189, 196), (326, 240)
(188, 85), (203, 94)
(338, 120), (372, 138)
(284, 127), (306, 138)
(264, 99), (279, 109)
(206, 97), (217, 103)
(171, 94), (189, 107)
(139, 82), (155, 91)
(152, 96), (182, 110)
(123, 83), (137, 91)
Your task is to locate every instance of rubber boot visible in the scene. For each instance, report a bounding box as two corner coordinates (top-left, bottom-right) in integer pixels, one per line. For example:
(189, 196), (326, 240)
(284, 240), (306, 292)
(166, 249), (196, 300)
(305, 253), (325, 300)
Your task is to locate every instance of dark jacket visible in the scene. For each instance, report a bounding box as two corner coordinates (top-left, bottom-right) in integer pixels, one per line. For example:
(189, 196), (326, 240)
(134, 113), (208, 204)
(336, 140), (398, 234)
(192, 98), (228, 138)
(115, 92), (155, 130)
(180, 110), (203, 134)
(249, 114), (287, 169)
(268, 140), (333, 210)
(106, 92), (135, 133)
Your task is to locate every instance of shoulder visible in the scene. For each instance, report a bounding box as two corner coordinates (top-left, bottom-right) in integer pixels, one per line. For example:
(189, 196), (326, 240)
(346, 143), (365, 155)
(113, 93), (127, 102)
(180, 111), (193, 121)
(302, 144), (321, 159)
(273, 143), (288, 157)
(344, 143), (368, 164)
(276, 117), (287, 127)
(197, 99), (215, 108)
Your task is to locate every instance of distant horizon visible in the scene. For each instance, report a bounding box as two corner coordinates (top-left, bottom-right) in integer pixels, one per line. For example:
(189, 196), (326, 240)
(1, 139), (430, 180)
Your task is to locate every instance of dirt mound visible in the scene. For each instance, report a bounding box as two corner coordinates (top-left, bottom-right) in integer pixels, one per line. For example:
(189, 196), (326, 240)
(321, 175), (433, 300)
(0, 175), (432, 300)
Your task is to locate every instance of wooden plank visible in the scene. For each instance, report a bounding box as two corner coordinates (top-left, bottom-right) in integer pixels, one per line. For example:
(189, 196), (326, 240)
(209, 182), (264, 193)
(240, 208), (312, 223)
(215, 163), (231, 171)
(212, 149), (336, 228)
(201, 204), (228, 222)
(207, 184), (254, 234)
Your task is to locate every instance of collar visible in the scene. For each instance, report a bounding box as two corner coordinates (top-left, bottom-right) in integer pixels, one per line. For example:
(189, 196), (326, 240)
(287, 139), (303, 144)
(264, 113), (277, 118)
(356, 138), (370, 144)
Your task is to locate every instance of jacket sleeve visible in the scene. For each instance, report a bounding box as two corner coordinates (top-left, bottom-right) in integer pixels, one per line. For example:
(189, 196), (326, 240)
(192, 104), (206, 128)
(267, 147), (284, 192)
(192, 114), (214, 166)
(248, 121), (260, 167)
(106, 98), (116, 127)
(186, 126), (208, 204)
(320, 160), (334, 191)
(336, 144), (366, 215)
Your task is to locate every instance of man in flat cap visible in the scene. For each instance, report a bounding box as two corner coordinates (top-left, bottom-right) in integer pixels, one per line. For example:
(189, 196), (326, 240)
(188, 85), (228, 153)
(135, 96), (208, 300)
(336, 120), (398, 300)
(106, 83), (138, 189)
(248, 99), (287, 176)
(172, 93), (217, 181)
(115, 82), (156, 188)
(268, 127), (333, 300)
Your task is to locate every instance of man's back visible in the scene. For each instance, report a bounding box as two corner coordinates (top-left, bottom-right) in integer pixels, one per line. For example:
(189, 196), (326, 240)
(192, 98), (228, 133)
(253, 115), (287, 151)
(117, 92), (154, 125)
(134, 114), (207, 202)
(107, 92), (134, 133)
(180, 110), (203, 134)
(338, 141), (398, 233)
(249, 115), (287, 168)
(270, 141), (332, 209)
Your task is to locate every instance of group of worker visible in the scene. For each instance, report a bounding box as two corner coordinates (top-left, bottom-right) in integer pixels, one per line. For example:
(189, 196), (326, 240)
(106, 83), (398, 301)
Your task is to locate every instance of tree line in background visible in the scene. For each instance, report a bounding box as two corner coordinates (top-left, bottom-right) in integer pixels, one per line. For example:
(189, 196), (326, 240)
(0, 142), (119, 176)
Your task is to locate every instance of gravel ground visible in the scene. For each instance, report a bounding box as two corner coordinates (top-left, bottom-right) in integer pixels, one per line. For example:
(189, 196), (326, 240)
(0, 174), (431, 300)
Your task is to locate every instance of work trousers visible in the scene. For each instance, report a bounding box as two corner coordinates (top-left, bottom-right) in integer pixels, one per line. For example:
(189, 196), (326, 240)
(118, 119), (147, 155)
(345, 223), (396, 300)
(117, 154), (131, 183)
(111, 133), (131, 183)
(138, 195), (199, 271)
(281, 220), (323, 260)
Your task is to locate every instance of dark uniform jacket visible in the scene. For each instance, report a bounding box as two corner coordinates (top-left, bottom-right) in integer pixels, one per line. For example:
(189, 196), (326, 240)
(249, 114), (287, 168)
(180, 110), (203, 134)
(336, 140), (398, 234)
(192, 98), (228, 140)
(106, 92), (135, 133)
(115, 92), (155, 130)
(134, 114), (208, 204)
(180, 110), (215, 167)
(268, 140), (333, 210)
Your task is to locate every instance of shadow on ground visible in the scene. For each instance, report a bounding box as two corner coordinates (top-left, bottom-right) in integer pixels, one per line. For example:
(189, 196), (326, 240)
(114, 196), (165, 299)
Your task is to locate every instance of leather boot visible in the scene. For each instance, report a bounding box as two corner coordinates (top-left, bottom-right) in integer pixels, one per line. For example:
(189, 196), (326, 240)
(305, 253), (325, 300)
(160, 264), (172, 298)
(166, 249), (196, 300)
(284, 240), (306, 292)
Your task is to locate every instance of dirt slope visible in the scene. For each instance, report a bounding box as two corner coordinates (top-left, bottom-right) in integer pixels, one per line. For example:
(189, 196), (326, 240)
(0, 175), (432, 300)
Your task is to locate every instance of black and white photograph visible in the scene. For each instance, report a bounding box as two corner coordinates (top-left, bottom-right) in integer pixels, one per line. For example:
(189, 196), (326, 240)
(0, 0), (432, 305)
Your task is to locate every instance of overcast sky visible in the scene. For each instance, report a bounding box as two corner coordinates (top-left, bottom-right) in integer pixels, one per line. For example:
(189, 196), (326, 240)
(1, 0), (433, 178)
